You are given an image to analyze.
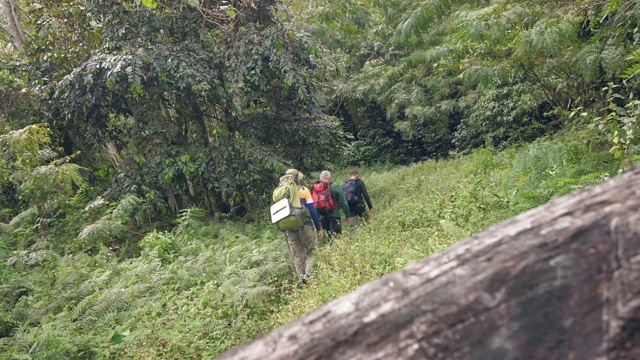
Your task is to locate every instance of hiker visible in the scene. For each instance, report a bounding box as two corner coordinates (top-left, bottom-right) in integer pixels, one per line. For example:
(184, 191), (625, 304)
(280, 169), (323, 284)
(342, 170), (373, 225)
(312, 170), (350, 239)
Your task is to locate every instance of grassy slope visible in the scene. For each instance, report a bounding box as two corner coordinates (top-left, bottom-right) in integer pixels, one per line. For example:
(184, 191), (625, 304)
(270, 128), (619, 326)
(0, 128), (623, 359)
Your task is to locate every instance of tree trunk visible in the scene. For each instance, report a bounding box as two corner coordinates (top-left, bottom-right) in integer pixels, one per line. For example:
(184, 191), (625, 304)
(216, 166), (640, 360)
(0, 0), (27, 52)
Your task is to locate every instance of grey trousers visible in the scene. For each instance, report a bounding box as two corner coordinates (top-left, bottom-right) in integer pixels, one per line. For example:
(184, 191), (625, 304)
(285, 225), (316, 281)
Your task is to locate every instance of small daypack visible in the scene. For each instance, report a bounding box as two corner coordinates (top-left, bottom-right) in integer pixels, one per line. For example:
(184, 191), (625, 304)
(312, 181), (338, 215)
(342, 179), (360, 205)
(270, 175), (309, 231)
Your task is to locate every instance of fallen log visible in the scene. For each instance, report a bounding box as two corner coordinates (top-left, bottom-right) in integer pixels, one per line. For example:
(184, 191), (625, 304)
(217, 166), (640, 360)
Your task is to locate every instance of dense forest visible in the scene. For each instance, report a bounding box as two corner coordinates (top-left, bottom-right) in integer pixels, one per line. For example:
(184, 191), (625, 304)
(1, 0), (639, 358)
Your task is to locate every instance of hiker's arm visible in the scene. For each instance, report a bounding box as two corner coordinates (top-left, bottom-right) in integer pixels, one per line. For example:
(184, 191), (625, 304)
(305, 201), (322, 232)
(359, 181), (373, 210)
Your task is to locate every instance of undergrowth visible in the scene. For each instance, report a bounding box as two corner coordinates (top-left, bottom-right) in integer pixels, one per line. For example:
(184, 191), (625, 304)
(269, 127), (618, 326)
(0, 127), (624, 358)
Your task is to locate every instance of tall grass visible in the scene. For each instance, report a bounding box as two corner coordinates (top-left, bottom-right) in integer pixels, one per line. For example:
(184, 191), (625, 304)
(0, 128), (623, 358)
(270, 128), (618, 325)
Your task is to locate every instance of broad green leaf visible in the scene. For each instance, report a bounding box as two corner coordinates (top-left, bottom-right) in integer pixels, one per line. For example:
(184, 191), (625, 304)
(111, 328), (141, 344)
(613, 149), (623, 159)
(111, 333), (124, 345)
(185, 0), (199, 7)
(225, 8), (236, 19)
(141, 0), (158, 9)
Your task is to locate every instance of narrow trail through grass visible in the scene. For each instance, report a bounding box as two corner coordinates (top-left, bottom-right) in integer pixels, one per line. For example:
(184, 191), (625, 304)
(269, 130), (618, 327)
(0, 129), (622, 359)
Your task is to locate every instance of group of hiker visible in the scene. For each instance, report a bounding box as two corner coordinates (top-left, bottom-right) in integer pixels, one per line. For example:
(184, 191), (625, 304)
(270, 169), (373, 284)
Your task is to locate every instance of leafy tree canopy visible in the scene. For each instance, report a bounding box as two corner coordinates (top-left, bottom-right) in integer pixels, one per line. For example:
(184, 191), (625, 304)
(1, 0), (343, 219)
(282, 0), (640, 160)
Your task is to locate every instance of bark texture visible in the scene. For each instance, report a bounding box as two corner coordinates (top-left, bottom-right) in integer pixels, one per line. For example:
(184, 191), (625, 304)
(217, 166), (640, 360)
(1, 0), (27, 52)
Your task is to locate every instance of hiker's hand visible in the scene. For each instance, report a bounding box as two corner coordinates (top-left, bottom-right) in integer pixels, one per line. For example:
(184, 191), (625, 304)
(369, 208), (374, 213)
(317, 231), (323, 240)
(345, 217), (351, 223)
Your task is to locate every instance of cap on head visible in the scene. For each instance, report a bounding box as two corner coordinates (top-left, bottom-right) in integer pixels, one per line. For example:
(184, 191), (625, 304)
(285, 168), (304, 183)
(285, 168), (299, 176)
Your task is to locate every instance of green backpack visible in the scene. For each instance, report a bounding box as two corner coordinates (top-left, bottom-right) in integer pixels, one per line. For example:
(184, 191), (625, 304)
(270, 175), (310, 231)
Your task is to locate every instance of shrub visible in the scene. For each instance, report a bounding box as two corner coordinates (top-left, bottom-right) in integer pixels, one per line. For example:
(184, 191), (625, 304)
(454, 84), (557, 151)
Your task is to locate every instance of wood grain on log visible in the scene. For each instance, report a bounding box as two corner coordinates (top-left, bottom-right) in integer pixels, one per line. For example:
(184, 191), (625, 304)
(217, 167), (640, 360)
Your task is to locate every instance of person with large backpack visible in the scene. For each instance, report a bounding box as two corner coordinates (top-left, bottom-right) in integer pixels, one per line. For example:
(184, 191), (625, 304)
(342, 170), (374, 225)
(270, 169), (323, 285)
(312, 170), (350, 240)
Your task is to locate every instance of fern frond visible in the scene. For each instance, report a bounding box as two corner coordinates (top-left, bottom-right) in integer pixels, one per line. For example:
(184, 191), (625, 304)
(0, 124), (53, 172)
(83, 197), (108, 214)
(517, 14), (581, 58)
(396, 8), (427, 42)
(439, 219), (470, 241)
(622, 62), (640, 79)
(76, 270), (113, 300)
(575, 43), (603, 83)
(174, 208), (206, 237)
(70, 292), (99, 321)
(108, 195), (143, 223)
(183, 251), (222, 278)
(79, 287), (129, 325)
(75, 220), (130, 251)
(8, 207), (37, 230)
(622, 47), (640, 79)
(600, 43), (626, 78)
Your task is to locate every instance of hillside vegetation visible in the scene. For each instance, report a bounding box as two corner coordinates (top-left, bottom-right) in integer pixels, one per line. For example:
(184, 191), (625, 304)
(1, 0), (640, 358)
(281, 0), (640, 163)
(0, 127), (621, 358)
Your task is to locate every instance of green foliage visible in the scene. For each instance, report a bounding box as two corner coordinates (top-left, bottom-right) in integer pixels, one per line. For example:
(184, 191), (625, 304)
(22, 0), (341, 219)
(585, 83), (640, 170)
(454, 83), (557, 150)
(0, 126), (623, 358)
(1, 0), (344, 224)
(0, 62), (37, 132)
(0, 124), (87, 229)
(0, 124), (53, 184)
(8, 207), (37, 230)
(272, 128), (618, 325)
(72, 195), (144, 255)
(1, 0), (639, 357)
(75, 220), (132, 254)
(1, 216), (295, 358)
(20, 162), (85, 215)
(282, 0), (640, 164)
(342, 101), (437, 164)
(141, 0), (158, 8)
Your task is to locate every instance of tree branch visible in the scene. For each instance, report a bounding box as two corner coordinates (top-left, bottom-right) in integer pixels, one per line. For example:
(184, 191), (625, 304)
(0, 0), (27, 52)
